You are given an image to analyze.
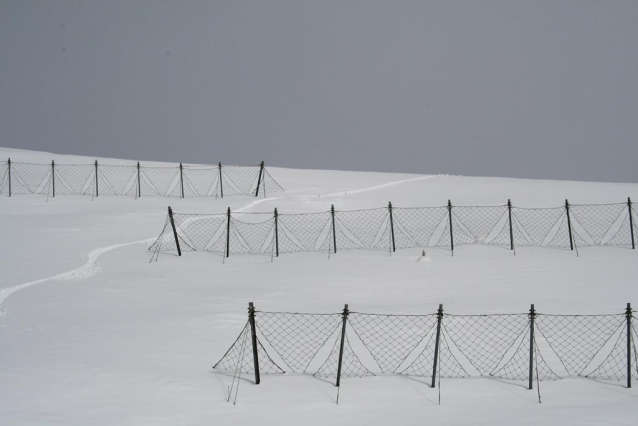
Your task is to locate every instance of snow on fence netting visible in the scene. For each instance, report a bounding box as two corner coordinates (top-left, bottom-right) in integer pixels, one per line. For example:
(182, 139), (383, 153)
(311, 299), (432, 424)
(149, 199), (637, 260)
(0, 159), (283, 198)
(214, 303), (637, 402)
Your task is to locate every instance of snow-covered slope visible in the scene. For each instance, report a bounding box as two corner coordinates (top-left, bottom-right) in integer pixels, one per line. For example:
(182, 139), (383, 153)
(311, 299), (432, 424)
(1, 147), (637, 425)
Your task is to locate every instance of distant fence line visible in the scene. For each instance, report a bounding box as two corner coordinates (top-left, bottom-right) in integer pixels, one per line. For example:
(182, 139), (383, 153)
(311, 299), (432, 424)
(214, 303), (636, 403)
(0, 158), (283, 198)
(149, 199), (636, 260)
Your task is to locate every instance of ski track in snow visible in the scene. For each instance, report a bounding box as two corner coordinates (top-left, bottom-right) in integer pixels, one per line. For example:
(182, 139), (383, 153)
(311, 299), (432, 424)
(0, 174), (440, 312)
(0, 238), (154, 313)
(316, 175), (439, 198)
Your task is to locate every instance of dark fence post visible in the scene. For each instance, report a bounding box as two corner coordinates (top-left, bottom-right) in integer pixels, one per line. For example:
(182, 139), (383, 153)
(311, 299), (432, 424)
(218, 162), (224, 199)
(168, 206), (182, 256)
(628, 198), (635, 250)
(508, 199), (514, 251)
(226, 207), (231, 258)
(448, 200), (454, 256)
(179, 163), (184, 199)
(137, 162), (141, 198)
(274, 208), (279, 257)
(388, 202), (396, 252)
(255, 161), (264, 197)
(331, 205), (337, 254)
(529, 304), (536, 390)
(565, 200), (574, 250)
(625, 303), (632, 388)
(431, 304), (443, 388)
(51, 160), (55, 197)
(7, 158), (11, 197)
(336, 304), (349, 387)
(94, 160), (99, 197)
(248, 302), (260, 385)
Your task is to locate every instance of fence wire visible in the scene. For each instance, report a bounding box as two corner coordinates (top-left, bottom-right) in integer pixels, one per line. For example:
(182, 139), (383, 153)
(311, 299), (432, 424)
(536, 314), (625, 376)
(255, 311), (342, 372)
(152, 201), (637, 258)
(212, 322), (286, 375)
(1, 160), (283, 198)
(214, 308), (637, 387)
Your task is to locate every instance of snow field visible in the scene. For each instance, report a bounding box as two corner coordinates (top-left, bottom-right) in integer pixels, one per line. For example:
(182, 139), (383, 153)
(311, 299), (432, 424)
(1, 147), (637, 425)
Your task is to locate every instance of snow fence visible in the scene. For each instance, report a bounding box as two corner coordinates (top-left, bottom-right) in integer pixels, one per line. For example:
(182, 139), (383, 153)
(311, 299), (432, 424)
(149, 199), (637, 260)
(0, 159), (283, 198)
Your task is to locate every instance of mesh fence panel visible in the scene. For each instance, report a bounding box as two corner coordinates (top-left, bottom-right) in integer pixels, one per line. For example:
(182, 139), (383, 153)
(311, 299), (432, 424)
(150, 201), (637, 258)
(174, 213), (227, 253)
(277, 212), (332, 253)
(348, 313), (438, 372)
(511, 207), (567, 247)
(256, 312), (342, 372)
(221, 166), (261, 196)
(95, 165), (137, 196)
(3, 161), (283, 198)
(452, 206), (510, 246)
(55, 164), (95, 195)
(139, 166), (180, 197)
(536, 314), (626, 376)
(10, 162), (52, 195)
(570, 203), (631, 246)
(313, 330), (375, 379)
(213, 322), (286, 374)
(334, 208), (390, 251)
(229, 216), (275, 255)
(0, 162), (8, 196)
(444, 314), (530, 376)
(182, 167), (220, 198)
(392, 207), (448, 248)
(586, 322), (638, 381)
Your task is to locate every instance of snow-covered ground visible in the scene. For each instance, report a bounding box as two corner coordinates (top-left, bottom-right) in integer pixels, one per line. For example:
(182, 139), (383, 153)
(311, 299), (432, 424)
(1, 147), (637, 425)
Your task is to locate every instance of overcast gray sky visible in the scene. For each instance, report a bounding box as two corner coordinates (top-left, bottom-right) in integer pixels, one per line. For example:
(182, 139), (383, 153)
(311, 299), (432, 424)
(1, 1), (636, 182)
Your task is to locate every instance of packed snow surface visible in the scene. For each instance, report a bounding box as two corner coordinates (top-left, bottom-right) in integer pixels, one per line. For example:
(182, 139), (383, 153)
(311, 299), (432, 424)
(1, 147), (637, 425)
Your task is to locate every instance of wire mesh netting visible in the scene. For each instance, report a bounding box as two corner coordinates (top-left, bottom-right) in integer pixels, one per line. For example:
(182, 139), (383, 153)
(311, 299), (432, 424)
(586, 322), (638, 381)
(181, 167), (221, 197)
(444, 314), (530, 375)
(451, 206), (510, 247)
(221, 166), (261, 197)
(213, 322), (286, 375)
(511, 207), (570, 247)
(10, 162), (52, 195)
(277, 212), (333, 253)
(490, 327), (561, 381)
(313, 330), (375, 379)
(536, 314), (626, 376)
(0, 161), (8, 196)
(139, 166), (181, 197)
(392, 207), (448, 248)
(348, 313), (438, 372)
(333, 208), (391, 251)
(256, 311), (342, 372)
(397, 329), (469, 379)
(214, 308), (636, 387)
(151, 201), (637, 259)
(570, 204), (633, 247)
(2, 161), (283, 198)
(55, 164), (96, 195)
